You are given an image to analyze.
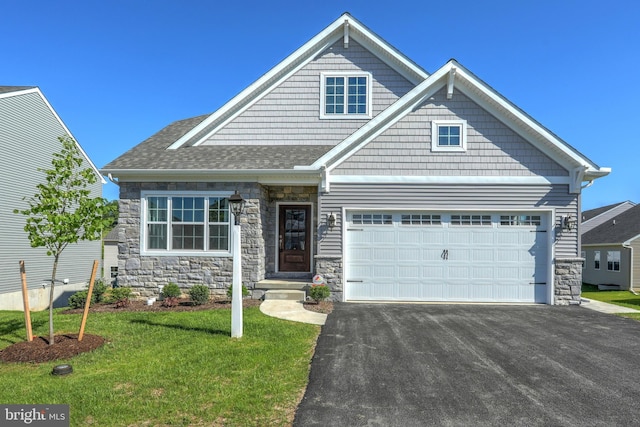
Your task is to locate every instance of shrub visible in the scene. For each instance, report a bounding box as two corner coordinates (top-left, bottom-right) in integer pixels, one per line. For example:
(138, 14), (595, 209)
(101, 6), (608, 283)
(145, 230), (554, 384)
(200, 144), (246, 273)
(68, 290), (93, 309)
(92, 278), (109, 303)
(308, 284), (330, 302)
(189, 285), (210, 306)
(105, 287), (132, 307)
(161, 282), (181, 299)
(226, 285), (250, 299)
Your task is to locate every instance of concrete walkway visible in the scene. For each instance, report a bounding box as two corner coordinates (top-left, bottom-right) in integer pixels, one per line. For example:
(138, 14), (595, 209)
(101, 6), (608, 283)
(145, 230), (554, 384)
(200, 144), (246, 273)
(260, 300), (327, 325)
(581, 298), (640, 314)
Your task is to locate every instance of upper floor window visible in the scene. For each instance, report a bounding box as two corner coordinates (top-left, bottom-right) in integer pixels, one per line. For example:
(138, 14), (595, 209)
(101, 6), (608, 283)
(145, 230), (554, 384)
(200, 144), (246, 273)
(320, 73), (372, 119)
(142, 192), (232, 256)
(431, 120), (467, 152)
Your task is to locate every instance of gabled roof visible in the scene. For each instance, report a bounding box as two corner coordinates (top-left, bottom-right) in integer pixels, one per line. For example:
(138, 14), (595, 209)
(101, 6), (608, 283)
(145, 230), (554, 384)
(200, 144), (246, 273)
(582, 201), (636, 223)
(166, 13), (429, 150)
(102, 14), (609, 191)
(310, 59), (609, 190)
(0, 85), (35, 95)
(0, 86), (105, 183)
(582, 203), (640, 245)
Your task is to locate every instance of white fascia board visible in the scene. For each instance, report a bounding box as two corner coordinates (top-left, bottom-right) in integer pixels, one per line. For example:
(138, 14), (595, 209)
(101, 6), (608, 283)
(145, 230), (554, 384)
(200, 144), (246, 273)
(314, 63), (453, 171)
(330, 175), (570, 186)
(624, 234), (640, 246)
(102, 168), (322, 185)
(7, 88), (107, 184)
(168, 13), (428, 150)
(452, 64), (608, 177)
(0, 87), (39, 99)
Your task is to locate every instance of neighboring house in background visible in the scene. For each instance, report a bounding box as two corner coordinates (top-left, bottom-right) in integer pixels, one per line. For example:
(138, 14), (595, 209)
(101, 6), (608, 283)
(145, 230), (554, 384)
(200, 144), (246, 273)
(102, 13), (610, 305)
(0, 86), (105, 310)
(581, 202), (640, 291)
(581, 200), (636, 235)
(103, 227), (119, 286)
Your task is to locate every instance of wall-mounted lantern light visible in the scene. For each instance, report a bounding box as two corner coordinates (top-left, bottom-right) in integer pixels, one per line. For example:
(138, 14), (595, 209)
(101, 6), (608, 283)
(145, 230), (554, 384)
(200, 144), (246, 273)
(562, 215), (577, 231)
(327, 212), (336, 229)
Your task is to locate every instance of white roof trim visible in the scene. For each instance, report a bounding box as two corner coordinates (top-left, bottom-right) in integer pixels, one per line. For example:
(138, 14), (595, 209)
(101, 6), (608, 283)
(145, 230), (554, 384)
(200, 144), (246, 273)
(313, 59), (609, 184)
(1, 87), (106, 184)
(167, 13), (429, 150)
(330, 175), (570, 185)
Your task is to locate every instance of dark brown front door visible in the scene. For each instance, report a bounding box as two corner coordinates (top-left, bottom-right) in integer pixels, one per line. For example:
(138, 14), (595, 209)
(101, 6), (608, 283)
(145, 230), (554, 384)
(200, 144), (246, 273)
(278, 205), (311, 272)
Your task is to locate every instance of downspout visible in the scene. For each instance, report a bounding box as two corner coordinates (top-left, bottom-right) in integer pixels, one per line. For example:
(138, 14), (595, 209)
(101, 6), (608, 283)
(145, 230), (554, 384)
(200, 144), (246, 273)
(623, 242), (636, 295)
(107, 173), (119, 186)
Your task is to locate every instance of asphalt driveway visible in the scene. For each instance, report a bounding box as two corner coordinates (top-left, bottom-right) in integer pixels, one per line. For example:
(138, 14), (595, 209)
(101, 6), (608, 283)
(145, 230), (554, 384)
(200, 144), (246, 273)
(294, 304), (640, 426)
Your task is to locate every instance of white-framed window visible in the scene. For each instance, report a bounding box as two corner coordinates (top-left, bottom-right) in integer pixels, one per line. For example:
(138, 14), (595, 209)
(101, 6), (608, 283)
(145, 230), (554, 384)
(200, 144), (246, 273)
(352, 213), (392, 225)
(607, 251), (621, 271)
(450, 214), (491, 226)
(581, 251), (586, 270)
(320, 72), (372, 119)
(401, 214), (442, 225)
(431, 120), (467, 152)
(141, 192), (232, 256)
(594, 251), (600, 270)
(500, 215), (542, 226)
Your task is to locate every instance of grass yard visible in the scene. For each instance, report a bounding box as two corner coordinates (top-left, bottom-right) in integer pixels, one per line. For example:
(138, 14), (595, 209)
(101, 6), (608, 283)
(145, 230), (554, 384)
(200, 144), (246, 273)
(0, 306), (320, 426)
(582, 283), (640, 321)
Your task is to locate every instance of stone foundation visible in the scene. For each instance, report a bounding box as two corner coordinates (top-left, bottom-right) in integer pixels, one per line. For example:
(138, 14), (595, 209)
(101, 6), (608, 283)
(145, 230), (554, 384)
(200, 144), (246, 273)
(554, 258), (583, 305)
(315, 255), (343, 301)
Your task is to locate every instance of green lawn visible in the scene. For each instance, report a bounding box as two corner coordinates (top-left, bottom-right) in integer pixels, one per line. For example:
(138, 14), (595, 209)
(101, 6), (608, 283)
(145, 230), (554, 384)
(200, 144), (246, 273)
(0, 306), (320, 426)
(581, 283), (640, 311)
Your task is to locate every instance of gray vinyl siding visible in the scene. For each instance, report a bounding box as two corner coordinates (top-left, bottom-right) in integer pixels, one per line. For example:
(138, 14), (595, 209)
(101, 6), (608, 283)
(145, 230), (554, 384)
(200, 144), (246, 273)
(582, 245), (632, 289)
(0, 90), (103, 295)
(318, 183), (577, 257)
(334, 87), (568, 177)
(202, 39), (414, 146)
(631, 238), (640, 291)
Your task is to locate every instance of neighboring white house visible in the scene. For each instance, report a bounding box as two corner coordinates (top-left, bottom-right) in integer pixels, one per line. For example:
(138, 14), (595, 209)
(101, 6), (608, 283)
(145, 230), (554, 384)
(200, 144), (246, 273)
(102, 13), (610, 305)
(581, 202), (640, 291)
(103, 227), (119, 286)
(0, 86), (105, 310)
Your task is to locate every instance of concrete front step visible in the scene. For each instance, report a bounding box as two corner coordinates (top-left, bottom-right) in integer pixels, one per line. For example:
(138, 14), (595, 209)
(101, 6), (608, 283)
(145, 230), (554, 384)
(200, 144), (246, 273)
(256, 279), (310, 291)
(264, 289), (306, 301)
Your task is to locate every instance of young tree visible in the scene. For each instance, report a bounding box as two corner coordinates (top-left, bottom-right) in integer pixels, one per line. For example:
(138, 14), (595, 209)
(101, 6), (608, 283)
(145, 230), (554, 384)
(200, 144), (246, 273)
(15, 135), (116, 345)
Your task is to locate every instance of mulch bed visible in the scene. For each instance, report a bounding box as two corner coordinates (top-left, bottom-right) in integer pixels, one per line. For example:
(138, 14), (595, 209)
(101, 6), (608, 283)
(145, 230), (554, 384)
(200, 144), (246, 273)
(1, 298), (333, 364)
(0, 334), (105, 364)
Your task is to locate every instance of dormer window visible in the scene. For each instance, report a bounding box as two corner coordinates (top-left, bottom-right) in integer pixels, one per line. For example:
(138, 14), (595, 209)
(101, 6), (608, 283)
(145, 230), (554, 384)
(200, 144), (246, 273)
(320, 72), (372, 119)
(431, 120), (467, 152)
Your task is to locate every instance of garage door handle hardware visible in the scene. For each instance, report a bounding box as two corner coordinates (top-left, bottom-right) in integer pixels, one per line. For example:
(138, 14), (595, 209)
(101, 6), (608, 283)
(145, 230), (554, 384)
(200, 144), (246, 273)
(347, 280), (364, 283)
(348, 228), (364, 231)
(441, 249), (449, 260)
(531, 230), (548, 233)
(529, 282), (547, 285)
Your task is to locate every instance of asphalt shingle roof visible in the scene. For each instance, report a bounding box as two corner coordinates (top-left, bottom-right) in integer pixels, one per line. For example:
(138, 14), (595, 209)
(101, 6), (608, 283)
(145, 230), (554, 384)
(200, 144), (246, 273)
(582, 204), (640, 245)
(102, 114), (333, 171)
(581, 201), (629, 223)
(0, 86), (35, 94)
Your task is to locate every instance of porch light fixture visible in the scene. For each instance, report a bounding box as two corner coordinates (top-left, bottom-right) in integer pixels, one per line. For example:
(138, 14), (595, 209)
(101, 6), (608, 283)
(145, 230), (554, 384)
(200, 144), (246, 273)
(229, 191), (245, 225)
(562, 215), (577, 231)
(327, 212), (336, 229)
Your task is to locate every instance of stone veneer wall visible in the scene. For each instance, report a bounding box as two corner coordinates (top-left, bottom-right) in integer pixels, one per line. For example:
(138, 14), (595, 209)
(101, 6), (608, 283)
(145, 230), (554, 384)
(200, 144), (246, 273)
(554, 258), (583, 305)
(117, 182), (265, 298)
(314, 255), (343, 301)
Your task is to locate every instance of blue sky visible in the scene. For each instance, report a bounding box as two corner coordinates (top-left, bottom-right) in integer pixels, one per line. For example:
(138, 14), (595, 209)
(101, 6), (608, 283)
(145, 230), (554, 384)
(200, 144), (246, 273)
(2, 0), (638, 209)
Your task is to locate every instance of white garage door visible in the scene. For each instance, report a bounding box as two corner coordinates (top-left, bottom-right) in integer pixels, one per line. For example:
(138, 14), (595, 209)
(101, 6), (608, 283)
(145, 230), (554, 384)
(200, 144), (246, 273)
(345, 212), (549, 303)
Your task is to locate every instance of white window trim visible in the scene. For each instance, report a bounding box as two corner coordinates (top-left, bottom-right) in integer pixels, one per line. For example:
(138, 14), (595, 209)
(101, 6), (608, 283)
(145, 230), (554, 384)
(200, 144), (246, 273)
(607, 250), (621, 272)
(431, 120), (467, 152)
(140, 190), (234, 257)
(320, 72), (372, 119)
